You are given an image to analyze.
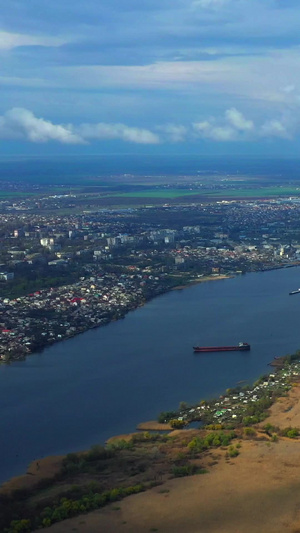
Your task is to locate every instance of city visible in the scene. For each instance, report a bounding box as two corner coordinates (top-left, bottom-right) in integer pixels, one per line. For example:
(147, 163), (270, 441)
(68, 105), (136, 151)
(2, 186), (300, 361)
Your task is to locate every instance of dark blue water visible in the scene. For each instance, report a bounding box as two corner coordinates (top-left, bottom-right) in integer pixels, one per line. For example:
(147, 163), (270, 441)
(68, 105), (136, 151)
(1, 267), (300, 484)
(1, 155), (300, 182)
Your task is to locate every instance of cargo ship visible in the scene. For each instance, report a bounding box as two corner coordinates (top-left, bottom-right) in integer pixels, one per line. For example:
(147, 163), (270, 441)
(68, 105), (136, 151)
(193, 342), (250, 353)
(289, 289), (300, 295)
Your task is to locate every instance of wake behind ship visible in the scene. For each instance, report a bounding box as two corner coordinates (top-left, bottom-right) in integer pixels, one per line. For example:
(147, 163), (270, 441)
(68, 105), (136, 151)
(289, 289), (300, 295)
(193, 342), (250, 353)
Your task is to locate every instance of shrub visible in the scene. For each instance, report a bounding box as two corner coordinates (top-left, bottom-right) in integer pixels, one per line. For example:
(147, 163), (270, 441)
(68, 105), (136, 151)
(158, 411), (178, 423)
(243, 427), (256, 437)
(286, 428), (299, 439)
(169, 419), (186, 429)
(86, 445), (109, 461)
(172, 464), (199, 477)
(263, 423), (276, 434)
(106, 439), (133, 451)
(7, 519), (31, 532)
(187, 431), (236, 454)
(281, 427), (299, 438)
(227, 446), (239, 458)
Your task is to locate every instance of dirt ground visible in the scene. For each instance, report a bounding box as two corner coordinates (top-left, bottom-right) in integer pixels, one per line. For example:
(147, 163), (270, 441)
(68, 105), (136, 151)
(44, 386), (300, 533)
(136, 421), (172, 431)
(260, 384), (300, 429)
(0, 456), (64, 495)
(5, 386), (300, 532)
(44, 437), (300, 533)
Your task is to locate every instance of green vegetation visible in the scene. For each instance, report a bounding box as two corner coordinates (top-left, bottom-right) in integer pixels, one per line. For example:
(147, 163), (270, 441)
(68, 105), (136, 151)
(243, 427), (257, 437)
(280, 427), (300, 438)
(0, 431), (198, 532)
(169, 419), (186, 429)
(107, 189), (201, 199)
(242, 395), (273, 425)
(171, 465), (207, 477)
(157, 411), (178, 423)
(4, 484), (146, 532)
(5, 356), (300, 532)
(187, 431), (236, 454)
(207, 186), (300, 198)
(227, 445), (240, 458)
(263, 423), (279, 436)
(0, 271), (80, 299)
(0, 191), (38, 198)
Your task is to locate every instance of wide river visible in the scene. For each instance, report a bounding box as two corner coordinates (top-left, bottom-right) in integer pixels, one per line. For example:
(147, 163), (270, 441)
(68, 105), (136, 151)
(1, 266), (300, 484)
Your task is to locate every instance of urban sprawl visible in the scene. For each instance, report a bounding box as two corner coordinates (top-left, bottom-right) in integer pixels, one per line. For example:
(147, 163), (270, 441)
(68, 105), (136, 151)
(1, 188), (300, 361)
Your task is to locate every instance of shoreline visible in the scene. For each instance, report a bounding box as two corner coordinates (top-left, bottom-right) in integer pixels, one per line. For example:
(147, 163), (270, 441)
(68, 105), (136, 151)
(1, 350), (297, 494)
(170, 274), (233, 290)
(2, 354), (300, 532)
(1, 273), (233, 363)
(4, 262), (300, 363)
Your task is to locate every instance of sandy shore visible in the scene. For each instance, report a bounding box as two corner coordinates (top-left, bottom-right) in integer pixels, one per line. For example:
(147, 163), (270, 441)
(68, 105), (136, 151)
(0, 455), (64, 495)
(44, 384), (300, 533)
(136, 420), (172, 431)
(171, 274), (232, 290)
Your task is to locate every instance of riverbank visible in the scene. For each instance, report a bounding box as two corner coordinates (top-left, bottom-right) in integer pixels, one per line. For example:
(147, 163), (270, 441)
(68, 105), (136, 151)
(171, 274), (232, 290)
(47, 426), (300, 533)
(0, 273), (231, 363)
(2, 354), (300, 532)
(3, 264), (300, 513)
(2, 261), (298, 364)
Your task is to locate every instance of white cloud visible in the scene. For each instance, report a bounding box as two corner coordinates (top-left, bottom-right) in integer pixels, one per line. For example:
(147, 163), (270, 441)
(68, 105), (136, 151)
(78, 122), (160, 144)
(0, 106), (297, 146)
(0, 108), (84, 144)
(193, 120), (236, 140)
(191, 107), (300, 142)
(225, 108), (254, 131)
(0, 31), (65, 50)
(156, 124), (187, 142)
(260, 119), (291, 139)
(0, 108), (160, 145)
(193, 108), (254, 141)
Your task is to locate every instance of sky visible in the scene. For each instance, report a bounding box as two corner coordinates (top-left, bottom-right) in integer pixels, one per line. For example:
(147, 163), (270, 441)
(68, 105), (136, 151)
(1, 0), (300, 156)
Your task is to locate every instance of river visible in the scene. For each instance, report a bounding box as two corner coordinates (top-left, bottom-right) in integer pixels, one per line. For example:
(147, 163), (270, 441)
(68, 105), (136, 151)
(1, 266), (300, 484)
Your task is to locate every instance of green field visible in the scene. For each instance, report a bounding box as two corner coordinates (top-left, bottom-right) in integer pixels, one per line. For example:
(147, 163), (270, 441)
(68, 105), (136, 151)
(2, 184), (300, 202)
(0, 186), (84, 199)
(206, 186), (300, 198)
(0, 191), (38, 198)
(107, 189), (202, 199)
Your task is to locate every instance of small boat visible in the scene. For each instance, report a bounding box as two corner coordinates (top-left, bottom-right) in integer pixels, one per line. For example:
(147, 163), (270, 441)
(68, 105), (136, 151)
(193, 342), (250, 353)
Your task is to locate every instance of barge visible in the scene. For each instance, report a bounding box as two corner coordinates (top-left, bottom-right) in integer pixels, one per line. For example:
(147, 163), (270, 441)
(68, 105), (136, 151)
(193, 342), (250, 353)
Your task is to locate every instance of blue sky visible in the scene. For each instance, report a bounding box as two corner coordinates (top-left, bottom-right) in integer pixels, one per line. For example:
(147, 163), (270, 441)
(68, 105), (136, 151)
(1, 0), (300, 155)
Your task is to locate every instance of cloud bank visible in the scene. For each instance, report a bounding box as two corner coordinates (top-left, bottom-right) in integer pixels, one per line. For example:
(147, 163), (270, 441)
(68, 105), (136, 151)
(78, 122), (160, 144)
(0, 107), (296, 146)
(193, 108), (291, 141)
(0, 30), (65, 50)
(2, 0), (300, 159)
(0, 108), (159, 145)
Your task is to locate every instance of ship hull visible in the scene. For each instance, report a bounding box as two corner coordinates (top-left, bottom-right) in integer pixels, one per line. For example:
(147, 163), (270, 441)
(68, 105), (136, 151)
(193, 344), (250, 353)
